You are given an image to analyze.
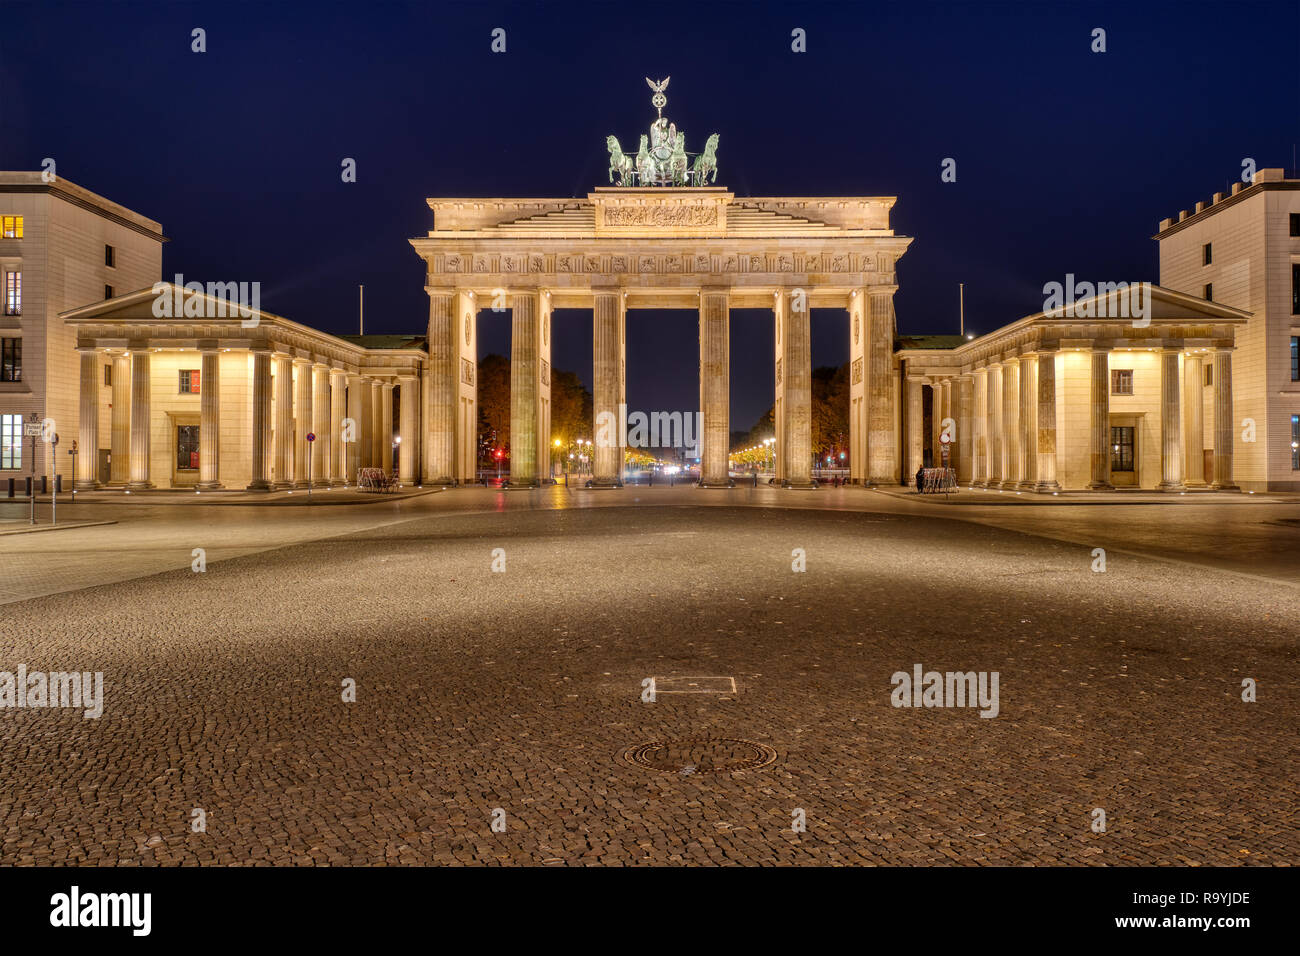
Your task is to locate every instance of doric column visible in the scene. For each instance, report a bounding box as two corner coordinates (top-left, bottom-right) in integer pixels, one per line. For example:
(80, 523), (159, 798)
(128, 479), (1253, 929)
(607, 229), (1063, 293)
(1157, 347), (1183, 491)
(76, 348), (101, 489)
(110, 353), (130, 485)
(929, 384), (942, 468)
(848, 289), (868, 484)
(867, 287), (897, 484)
(311, 364), (329, 487)
(345, 374), (363, 482)
(777, 288), (813, 487)
(1018, 352), (1037, 490)
(381, 383), (394, 474)
(1211, 347), (1237, 490)
(1000, 358), (1020, 489)
(939, 380), (953, 471)
(957, 373), (973, 483)
(246, 349), (272, 491)
(905, 375), (924, 479)
(987, 363), (1002, 486)
(329, 369), (346, 485)
(198, 348), (222, 489)
(592, 291), (623, 486)
(1087, 348), (1113, 490)
(425, 291), (456, 484)
(398, 375), (419, 484)
(1034, 349), (1061, 492)
(293, 358), (312, 487)
(359, 377), (374, 469)
(456, 292), (480, 484)
(126, 349), (153, 489)
(972, 367), (987, 486)
(698, 289), (731, 487)
(1183, 352), (1206, 487)
(507, 292), (543, 486)
(271, 354), (294, 490)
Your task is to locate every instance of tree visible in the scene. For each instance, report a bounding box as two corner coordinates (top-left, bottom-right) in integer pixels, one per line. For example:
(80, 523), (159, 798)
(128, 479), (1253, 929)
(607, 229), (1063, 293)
(477, 353), (510, 460)
(550, 369), (593, 445)
(735, 362), (850, 456)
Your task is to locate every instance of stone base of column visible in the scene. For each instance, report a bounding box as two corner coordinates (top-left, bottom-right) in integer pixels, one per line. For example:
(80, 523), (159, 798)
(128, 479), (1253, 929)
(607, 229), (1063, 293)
(503, 478), (539, 490)
(195, 481), (223, 491)
(698, 479), (735, 489)
(587, 478), (623, 489)
(781, 480), (818, 490)
(1156, 480), (1185, 492)
(1032, 480), (1062, 493)
(1182, 480), (1208, 490)
(1016, 480), (1037, 491)
(1086, 480), (1114, 491)
(867, 475), (894, 486)
(1210, 481), (1240, 492)
(997, 480), (1021, 491)
(429, 475), (457, 486)
(125, 480), (154, 490)
(270, 480), (295, 491)
(74, 479), (101, 491)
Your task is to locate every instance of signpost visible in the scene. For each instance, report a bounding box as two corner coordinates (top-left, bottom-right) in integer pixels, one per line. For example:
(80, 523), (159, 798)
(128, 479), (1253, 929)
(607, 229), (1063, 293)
(306, 433), (315, 498)
(50, 433), (59, 525)
(24, 414), (41, 525)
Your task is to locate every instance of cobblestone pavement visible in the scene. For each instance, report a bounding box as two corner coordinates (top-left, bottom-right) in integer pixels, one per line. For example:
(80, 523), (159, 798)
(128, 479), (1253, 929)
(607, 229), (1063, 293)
(2, 501), (1297, 865)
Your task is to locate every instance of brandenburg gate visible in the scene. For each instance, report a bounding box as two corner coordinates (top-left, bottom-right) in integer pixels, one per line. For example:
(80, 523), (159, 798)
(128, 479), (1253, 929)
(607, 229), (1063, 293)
(410, 78), (911, 488)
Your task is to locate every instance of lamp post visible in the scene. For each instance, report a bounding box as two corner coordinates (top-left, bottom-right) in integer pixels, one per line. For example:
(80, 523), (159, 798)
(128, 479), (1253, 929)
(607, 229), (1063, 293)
(393, 434), (401, 487)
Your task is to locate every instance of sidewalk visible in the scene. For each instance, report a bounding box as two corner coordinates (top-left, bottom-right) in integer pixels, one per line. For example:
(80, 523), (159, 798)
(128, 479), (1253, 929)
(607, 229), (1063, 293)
(873, 485), (1300, 506)
(16, 485), (445, 507)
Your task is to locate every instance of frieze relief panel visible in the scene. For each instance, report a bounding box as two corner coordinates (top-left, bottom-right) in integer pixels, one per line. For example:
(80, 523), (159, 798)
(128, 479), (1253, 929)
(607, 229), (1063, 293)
(426, 247), (901, 279)
(603, 205), (718, 226)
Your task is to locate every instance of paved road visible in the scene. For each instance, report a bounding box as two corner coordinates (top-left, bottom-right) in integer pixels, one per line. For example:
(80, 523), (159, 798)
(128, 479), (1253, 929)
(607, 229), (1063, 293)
(1, 491), (1296, 865)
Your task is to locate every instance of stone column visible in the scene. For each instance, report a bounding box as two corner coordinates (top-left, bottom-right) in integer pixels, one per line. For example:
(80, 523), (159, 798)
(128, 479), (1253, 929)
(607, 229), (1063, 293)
(1157, 347), (1183, 491)
(369, 380), (382, 471)
(928, 384), (941, 468)
(778, 288), (814, 487)
(848, 289), (868, 484)
(1211, 347), (1237, 490)
(126, 349), (153, 489)
(1018, 353), (1037, 491)
(592, 291), (623, 486)
(76, 348), (101, 489)
(987, 364), (1002, 486)
(1183, 352), (1206, 487)
(359, 378), (374, 469)
(345, 374), (363, 482)
(311, 364), (329, 487)
(1000, 358), (1019, 489)
(271, 354), (294, 490)
(398, 375), (419, 485)
(381, 383), (394, 474)
(293, 358), (312, 487)
(957, 374), (973, 483)
(509, 292), (542, 486)
(198, 348), (222, 489)
(698, 289), (731, 487)
(905, 375), (924, 479)
(972, 367), (987, 486)
(867, 288), (897, 484)
(425, 291), (456, 484)
(1087, 348), (1113, 490)
(939, 380), (954, 471)
(1033, 350), (1061, 492)
(329, 369), (346, 485)
(110, 353), (130, 485)
(246, 350), (272, 490)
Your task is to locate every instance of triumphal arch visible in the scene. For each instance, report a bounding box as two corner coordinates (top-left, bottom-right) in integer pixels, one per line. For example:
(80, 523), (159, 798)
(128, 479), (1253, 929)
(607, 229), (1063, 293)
(410, 79), (911, 487)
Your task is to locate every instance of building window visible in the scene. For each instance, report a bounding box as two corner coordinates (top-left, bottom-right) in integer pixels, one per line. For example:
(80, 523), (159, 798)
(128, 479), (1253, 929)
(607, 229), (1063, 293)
(1, 216), (21, 239)
(1291, 213), (1300, 237)
(104, 364), (112, 387)
(179, 369), (200, 394)
(1293, 337), (1300, 382)
(1, 415), (20, 469)
(1293, 263), (1300, 315)
(1205, 364), (1213, 387)
(1111, 369), (1134, 395)
(1203, 242), (1212, 266)
(1, 338), (20, 382)
(104, 284), (114, 300)
(4, 271), (19, 315)
(176, 425), (200, 471)
(1111, 426), (1135, 473)
(105, 244), (115, 268)
(1204, 282), (1213, 301)
(1293, 414), (1299, 469)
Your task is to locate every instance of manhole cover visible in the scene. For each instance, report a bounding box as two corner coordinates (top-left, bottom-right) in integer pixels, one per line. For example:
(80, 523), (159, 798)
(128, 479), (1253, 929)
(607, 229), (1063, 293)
(623, 738), (778, 774)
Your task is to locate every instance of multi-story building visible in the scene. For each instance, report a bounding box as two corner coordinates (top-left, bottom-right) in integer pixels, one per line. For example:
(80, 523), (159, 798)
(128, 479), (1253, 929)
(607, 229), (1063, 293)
(1, 172), (165, 481)
(1155, 168), (1300, 491)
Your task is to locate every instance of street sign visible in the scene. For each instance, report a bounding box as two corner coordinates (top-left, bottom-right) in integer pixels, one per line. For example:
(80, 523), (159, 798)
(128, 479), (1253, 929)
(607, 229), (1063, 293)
(51, 433), (59, 446)
(307, 433), (315, 442)
(23, 422), (43, 437)
(939, 432), (952, 444)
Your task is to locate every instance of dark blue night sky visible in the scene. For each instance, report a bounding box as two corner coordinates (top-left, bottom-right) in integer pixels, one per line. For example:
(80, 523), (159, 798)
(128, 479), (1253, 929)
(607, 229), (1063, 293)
(3, 0), (1296, 429)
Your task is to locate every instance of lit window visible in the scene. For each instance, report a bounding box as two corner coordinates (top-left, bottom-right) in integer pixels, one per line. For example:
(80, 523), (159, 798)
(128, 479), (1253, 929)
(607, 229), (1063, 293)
(1293, 415), (1299, 470)
(179, 369), (201, 394)
(0, 415), (20, 469)
(1111, 369), (1134, 395)
(0, 337), (19, 382)
(1293, 337), (1300, 382)
(0, 216), (21, 239)
(4, 271), (19, 315)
